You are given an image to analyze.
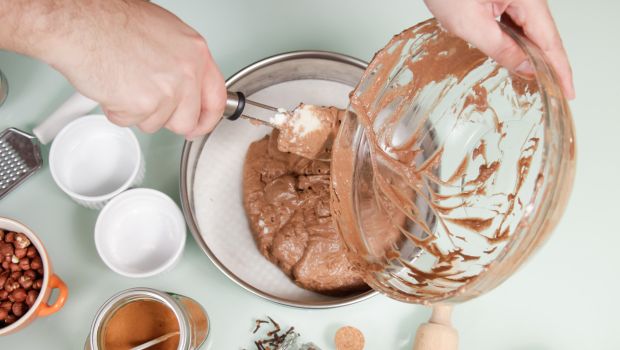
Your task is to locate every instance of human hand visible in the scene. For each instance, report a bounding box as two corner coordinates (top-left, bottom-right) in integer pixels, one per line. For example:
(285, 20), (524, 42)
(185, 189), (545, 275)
(424, 0), (575, 99)
(43, 0), (226, 137)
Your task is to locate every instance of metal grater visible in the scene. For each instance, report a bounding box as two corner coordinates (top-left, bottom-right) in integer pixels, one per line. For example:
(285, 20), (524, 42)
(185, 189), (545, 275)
(0, 128), (42, 199)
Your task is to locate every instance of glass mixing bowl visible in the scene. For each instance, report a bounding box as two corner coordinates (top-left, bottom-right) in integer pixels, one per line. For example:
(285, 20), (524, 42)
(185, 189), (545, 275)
(331, 19), (576, 304)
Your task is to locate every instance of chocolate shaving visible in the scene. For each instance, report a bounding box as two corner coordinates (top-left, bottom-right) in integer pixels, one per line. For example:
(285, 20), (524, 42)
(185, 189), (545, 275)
(250, 316), (300, 350)
(253, 319), (269, 334)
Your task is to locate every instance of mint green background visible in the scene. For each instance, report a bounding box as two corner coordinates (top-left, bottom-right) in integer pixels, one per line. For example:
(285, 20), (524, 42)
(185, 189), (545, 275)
(0, 0), (617, 349)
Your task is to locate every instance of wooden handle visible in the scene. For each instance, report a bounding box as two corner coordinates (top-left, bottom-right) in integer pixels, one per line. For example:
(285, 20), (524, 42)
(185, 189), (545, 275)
(413, 304), (458, 350)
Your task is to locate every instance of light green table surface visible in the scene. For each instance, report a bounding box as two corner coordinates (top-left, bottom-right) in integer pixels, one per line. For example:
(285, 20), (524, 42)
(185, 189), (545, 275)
(0, 0), (618, 349)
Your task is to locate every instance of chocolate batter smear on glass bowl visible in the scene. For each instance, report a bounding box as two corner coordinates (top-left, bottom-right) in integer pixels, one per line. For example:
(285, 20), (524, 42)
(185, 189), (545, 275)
(242, 107), (396, 295)
(331, 18), (575, 305)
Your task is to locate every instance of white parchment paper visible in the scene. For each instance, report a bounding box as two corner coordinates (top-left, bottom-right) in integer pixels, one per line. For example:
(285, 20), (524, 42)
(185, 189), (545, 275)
(193, 80), (354, 303)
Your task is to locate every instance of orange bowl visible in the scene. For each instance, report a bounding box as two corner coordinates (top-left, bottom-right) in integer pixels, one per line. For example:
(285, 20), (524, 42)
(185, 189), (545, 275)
(0, 217), (68, 335)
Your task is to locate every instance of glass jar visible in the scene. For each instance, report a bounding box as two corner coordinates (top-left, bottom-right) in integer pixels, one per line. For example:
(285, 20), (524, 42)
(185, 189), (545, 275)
(0, 68), (7, 106)
(85, 288), (209, 350)
(331, 19), (576, 304)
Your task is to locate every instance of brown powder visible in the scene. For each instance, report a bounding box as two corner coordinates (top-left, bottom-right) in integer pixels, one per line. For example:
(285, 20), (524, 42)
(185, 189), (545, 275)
(103, 300), (180, 350)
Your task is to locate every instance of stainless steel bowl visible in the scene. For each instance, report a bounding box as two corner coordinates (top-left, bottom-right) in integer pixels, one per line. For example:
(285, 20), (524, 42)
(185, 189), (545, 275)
(180, 51), (377, 308)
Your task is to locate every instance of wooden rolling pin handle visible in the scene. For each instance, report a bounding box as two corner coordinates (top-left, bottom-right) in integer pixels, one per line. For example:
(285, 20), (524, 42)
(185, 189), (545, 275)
(413, 304), (459, 350)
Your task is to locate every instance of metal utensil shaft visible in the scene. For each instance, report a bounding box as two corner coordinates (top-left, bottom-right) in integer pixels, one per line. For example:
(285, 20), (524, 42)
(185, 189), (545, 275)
(224, 91), (279, 127)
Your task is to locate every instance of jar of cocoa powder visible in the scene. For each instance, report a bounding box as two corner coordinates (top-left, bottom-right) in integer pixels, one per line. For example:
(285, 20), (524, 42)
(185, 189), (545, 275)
(84, 288), (209, 350)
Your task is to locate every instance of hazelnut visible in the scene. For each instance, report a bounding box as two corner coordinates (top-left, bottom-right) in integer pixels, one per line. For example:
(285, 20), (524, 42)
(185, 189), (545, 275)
(0, 271), (8, 287)
(11, 255), (19, 264)
(0, 301), (11, 310)
(14, 233), (30, 249)
(11, 271), (21, 280)
(33, 279), (43, 290)
(37, 268), (44, 276)
(30, 257), (42, 270)
(4, 278), (19, 293)
(18, 258), (30, 271)
(0, 308), (8, 320)
(5, 232), (15, 243)
(4, 314), (16, 324)
(10, 288), (26, 303)
(23, 270), (36, 280)
(11, 302), (25, 317)
(18, 275), (32, 290)
(0, 242), (13, 257)
(14, 248), (27, 259)
(1, 261), (8, 270)
(26, 290), (38, 307)
(26, 246), (37, 258)
(9, 263), (21, 272)
(0, 290), (8, 300)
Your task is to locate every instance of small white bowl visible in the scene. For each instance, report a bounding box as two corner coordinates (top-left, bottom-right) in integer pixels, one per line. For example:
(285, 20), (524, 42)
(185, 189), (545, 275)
(94, 188), (186, 278)
(49, 114), (144, 209)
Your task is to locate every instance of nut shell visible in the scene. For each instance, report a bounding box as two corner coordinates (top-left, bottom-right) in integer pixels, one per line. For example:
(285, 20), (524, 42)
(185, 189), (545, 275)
(0, 301), (12, 311)
(4, 278), (19, 293)
(0, 271), (8, 287)
(10, 288), (27, 303)
(14, 233), (31, 249)
(0, 242), (13, 257)
(5, 232), (15, 243)
(26, 290), (38, 307)
(11, 302), (25, 317)
(14, 248), (27, 259)
(23, 270), (36, 280)
(4, 314), (16, 324)
(30, 257), (42, 270)
(33, 279), (43, 290)
(26, 246), (37, 258)
(18, 258), (30, 271)
(18, 275), (33, 290)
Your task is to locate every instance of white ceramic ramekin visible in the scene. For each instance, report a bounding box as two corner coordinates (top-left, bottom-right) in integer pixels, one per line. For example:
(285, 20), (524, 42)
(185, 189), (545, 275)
(49, 114), (144, 209)
(94, 188), (186, 278)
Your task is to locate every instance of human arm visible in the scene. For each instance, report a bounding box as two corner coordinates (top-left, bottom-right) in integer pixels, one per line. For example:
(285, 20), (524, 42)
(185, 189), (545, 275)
(0, 0), (226, 137)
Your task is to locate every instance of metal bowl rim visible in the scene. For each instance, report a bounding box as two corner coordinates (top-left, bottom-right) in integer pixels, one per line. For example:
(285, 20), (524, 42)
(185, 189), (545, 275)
(179, 50), (377, 309)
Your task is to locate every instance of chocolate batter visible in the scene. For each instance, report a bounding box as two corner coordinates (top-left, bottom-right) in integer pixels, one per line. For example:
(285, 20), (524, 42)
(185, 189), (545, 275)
(275, 104), (345, 159)
(243, 126), (367, 296)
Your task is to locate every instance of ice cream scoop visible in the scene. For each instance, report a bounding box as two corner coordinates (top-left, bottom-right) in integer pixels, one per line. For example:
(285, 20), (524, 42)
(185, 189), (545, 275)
(225, 91), (339, 159)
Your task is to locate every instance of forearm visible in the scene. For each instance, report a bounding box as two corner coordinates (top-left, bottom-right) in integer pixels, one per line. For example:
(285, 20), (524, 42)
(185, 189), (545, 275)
(0, 0), (227, 137)
(0, 0), (129, 67)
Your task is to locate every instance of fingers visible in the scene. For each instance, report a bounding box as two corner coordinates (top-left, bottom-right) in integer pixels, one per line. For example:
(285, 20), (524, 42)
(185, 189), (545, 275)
(432, 1), (530, 75)
(136, 100), (177, 133)
(506, 0), (575, 99)
(186, 63), (226, 139)
(103, 107), (139, 127)
(103, 72), (223, 137)
(164, 86), (202, 136)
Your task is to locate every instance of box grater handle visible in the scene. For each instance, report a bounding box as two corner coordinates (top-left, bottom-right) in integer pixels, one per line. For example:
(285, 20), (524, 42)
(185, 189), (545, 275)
(32, 92), (99, 144)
